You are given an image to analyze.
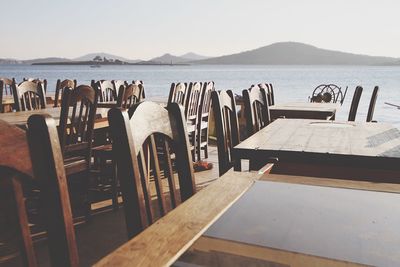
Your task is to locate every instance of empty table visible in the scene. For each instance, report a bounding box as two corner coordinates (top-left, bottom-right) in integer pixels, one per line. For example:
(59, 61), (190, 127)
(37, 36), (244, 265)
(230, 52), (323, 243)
(234, 119), (400, 181)
(269, 102), (339, 120)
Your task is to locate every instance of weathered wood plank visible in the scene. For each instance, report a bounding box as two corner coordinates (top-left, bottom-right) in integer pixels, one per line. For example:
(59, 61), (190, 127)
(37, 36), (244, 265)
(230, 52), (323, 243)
(94, 170), (260, 267)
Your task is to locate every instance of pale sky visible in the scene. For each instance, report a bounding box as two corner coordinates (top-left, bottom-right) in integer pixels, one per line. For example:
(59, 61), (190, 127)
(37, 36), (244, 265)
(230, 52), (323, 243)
(1, 0), (400, 60)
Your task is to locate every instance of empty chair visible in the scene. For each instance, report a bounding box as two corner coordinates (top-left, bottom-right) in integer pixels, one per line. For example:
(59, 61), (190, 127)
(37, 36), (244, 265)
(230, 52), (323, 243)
(366, 86), (379, 122)
(131, 80), (145, 99)
(243, 85), (271, 137)
(196, 81), (215, 161)
(12, 81), (46, 111)
(94, 80), (117, 102)
(112, 80), (128, 97)
(108, 101), (196, 238)
(168, 82), (189, 107)
(185, 82), (203, 160)
(54, 79), (77, 107)
(58, 86), (98, 218)
(0, 117), (78, 267)
(116, 83), (143, 109)
(310, 84), (348, 105)
(0, 78), (16, 112)
(23, 78), (47, 93)
(258, 83), (275, 106)
(0, 77), (15, 95)
(212, 90), (240, 176)
(348, 86), (363, 121)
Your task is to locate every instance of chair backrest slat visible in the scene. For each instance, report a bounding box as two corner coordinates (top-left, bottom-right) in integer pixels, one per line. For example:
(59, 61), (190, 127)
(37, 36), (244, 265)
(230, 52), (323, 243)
(348, 86), (363, 121)
(168, 82), (189, 107)
(117, 84), (143, 108)
(95, 80), (117, 102)
(366, 86), (379, 122)
(108, 101), (196, 238)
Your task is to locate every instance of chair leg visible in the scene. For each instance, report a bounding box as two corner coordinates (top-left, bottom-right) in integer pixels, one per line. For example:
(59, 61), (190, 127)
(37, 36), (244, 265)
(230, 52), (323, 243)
(111, 160), (118, 211)
(204, 144), (208, 159)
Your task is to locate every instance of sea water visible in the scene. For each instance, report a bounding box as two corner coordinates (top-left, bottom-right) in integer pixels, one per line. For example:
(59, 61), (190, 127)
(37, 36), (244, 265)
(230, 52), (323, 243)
(1, 64), (399, 127)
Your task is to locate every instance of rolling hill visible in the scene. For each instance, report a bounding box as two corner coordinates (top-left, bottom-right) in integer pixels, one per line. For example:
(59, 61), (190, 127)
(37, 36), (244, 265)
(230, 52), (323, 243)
(193, 42), (399, 65)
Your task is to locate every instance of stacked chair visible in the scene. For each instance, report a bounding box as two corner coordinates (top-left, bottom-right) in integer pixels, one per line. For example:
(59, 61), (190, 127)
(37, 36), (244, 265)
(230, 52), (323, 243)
(167, 81), (215, 162)
(0, 77), (15, 112)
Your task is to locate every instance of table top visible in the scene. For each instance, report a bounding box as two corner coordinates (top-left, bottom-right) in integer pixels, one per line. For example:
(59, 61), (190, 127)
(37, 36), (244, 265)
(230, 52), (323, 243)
(269, 102), (339, 112)
(235, 118), (400, 160)
(0, 107), (110, 128)
(95, 169), (400, 267)
(179, 180), (400, 267)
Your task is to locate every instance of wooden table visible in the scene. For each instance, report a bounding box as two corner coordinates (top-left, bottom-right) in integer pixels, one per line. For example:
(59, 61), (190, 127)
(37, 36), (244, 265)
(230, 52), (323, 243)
(269, 102), (339, 120)
(0, 107), (110, 129)
(95, 170), (400, 267)
(233, 119), (400, 182)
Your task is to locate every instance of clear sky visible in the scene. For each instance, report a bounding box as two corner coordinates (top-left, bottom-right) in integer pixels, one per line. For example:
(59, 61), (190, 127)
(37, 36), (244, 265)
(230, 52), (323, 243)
(1, 0), (400, 60)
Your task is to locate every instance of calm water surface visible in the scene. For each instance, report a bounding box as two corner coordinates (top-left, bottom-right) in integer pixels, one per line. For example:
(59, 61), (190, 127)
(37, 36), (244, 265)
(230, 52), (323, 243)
(1, 64), (400, 127)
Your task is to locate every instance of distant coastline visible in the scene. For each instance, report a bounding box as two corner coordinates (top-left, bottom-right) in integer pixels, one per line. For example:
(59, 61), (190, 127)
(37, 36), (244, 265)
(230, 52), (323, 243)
(32, 61), (190, 66)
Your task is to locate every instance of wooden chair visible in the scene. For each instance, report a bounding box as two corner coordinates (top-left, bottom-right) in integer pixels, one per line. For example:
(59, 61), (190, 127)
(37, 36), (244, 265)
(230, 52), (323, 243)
(196, 81), (215, 161)
(131, 80), (145, 99)
(95, 80), (117, 102)
(23, 78), (47, 93)
(168, 82), (189, 107)
(58, 85), (98, 218)
(0, 78), (15, 112)
(310, 84), (348, 105)
(12, 81), (46, 111)
(185, 82), (203, 160)
(108, 101), (196, 238)
(366, 86), (379, 122)
(243, 85), (271, 137)
(112, 80), (128, 98)
(116, 84), (143, 109)
(54, 79), (77, 107)
(0, 117), (78, 267)
(0, 77), (15, 95)
(348, 86), (363, 121)
(211, 90), (240, 176)
(258, 83), (275, 106)
(91, 83), (145, 210)
(59, 85), (98, 175)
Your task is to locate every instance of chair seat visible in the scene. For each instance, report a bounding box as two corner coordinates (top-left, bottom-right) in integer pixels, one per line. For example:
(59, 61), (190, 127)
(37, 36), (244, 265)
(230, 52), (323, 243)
(64, 156), (88, 176)
(92, 144), (113, 155)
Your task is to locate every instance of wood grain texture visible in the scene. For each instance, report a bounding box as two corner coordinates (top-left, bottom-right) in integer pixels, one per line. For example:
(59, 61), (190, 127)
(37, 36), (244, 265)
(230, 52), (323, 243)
(0, 106), (110, 129)
(94, 170), (260, 267)
(234, 119), (400, 174)
(269, 102), (338, 120)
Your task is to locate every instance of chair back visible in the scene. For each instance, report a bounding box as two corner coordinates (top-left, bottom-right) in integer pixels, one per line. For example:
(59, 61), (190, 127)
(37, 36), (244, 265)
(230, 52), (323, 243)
(168, 82), (189, 107)
(27, 115), (79, 267)
(12, 81), (46, 111)
(54, 79), (77, 107)
(0, 77), (15, 95)
(243, 86), (271, 137)
(58, 85), (98, 162)
(24, 78), (47, 92)
(96, 80), (117, 102)
(212, 90), (240, 176)
(310, 84), (348, 105)
(108, 101), (196, 238)
(258, 83), (274, 106)
(366, 86), (379, 122)
(198, 82), (215, 121)
(116, 84), (143, 109)
(348, 86), (363, 121)
(185, 82), (203, 120)
(0, 118), (78, 267)
(112, 80), (127, 97)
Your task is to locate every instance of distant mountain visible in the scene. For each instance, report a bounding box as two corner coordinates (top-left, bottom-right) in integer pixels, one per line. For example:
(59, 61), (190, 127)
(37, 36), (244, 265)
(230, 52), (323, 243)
(23, 57), (72, 64)
(193, 42), (399, 65)
(180, 52), (209, 61)
(74, 52), (141, 63)
(149, 53), (188, 64)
